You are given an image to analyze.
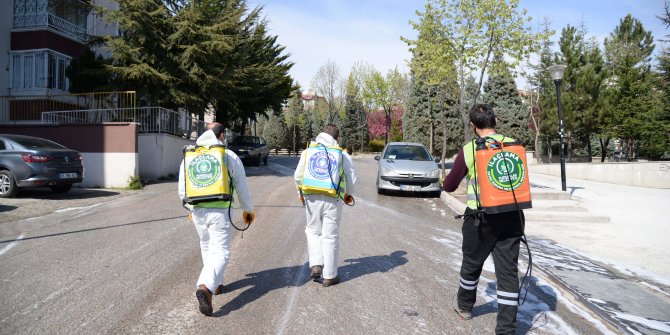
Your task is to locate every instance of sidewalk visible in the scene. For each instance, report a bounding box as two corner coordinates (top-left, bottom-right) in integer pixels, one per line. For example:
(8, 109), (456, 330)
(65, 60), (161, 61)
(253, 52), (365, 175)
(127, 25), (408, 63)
(526, 173), (670, 283)
(441, 172), (670, 284)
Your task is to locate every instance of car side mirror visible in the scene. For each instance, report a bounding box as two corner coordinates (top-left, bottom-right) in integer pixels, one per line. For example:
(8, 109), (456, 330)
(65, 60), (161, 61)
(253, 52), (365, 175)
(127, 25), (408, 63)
(434, 157), (441, 163)
(374, 155), (380, 161)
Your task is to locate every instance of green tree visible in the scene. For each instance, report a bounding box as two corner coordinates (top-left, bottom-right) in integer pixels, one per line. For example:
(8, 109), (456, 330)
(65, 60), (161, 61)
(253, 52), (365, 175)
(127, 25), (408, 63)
(363, 67), (408, 145)
(404, 0), (545, 177)
(404, 77), (437, 152)
(404, 0), (545, 144)
(482, 56), (531, 145)
(104, 0), (178, 107)
(341, 74), (368, 153)
(523, 17), (554, 159)
(554, 25), (584, 161)
(262, 112), (289, 154)
(576, 37), (606, 161)
(311, 61), (344, 124)
(603, 14), (661, 160)
(66, 49), (113, 93)
(350, 61), (378, 151)
(284, 86), (304, 155)
(102, 0), (293, 131)
(656, 1), (670, 158)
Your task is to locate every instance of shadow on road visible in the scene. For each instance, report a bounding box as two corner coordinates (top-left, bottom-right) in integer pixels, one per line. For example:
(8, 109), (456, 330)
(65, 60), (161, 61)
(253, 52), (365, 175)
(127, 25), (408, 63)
(14, 188), (121, 200)
(476, 277), (557, 334)
(216, 251), (409, 318)
(0, 204), (17, 212)
(216, 263), (311, 317)
(0, 216), (185, 244)
(339, 250), (409, 283)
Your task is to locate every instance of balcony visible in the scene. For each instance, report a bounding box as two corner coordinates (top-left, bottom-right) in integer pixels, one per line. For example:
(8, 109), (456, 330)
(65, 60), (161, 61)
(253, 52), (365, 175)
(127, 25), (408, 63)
(0, 91), (137, 124)
(13, 0), (89, 44)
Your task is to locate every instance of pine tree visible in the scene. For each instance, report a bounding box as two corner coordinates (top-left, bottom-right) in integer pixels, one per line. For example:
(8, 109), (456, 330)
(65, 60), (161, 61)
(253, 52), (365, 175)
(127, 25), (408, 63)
(575, 37), (606, 161)
(66, 49), (113, 93)
(482, 56), (531, 146)
(536, 19), (558, 162)
(655, 1), (670, 158)
(341, 75), (368, 153)
(403, 77), (437, 153)
(102, 0), (293, 130)
(603, 14), (661, 160)
(555, 24), (585, 162)
(262, 113), (289, 154)
(284, 87), (304, 155)
(105, 0), (178, 107)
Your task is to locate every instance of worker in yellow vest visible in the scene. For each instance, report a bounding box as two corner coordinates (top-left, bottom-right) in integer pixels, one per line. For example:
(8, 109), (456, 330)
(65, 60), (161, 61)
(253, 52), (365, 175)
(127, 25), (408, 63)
(178, 122), (254, 316)
(294, 124), (357, 287)
(443, 104), (525, 335)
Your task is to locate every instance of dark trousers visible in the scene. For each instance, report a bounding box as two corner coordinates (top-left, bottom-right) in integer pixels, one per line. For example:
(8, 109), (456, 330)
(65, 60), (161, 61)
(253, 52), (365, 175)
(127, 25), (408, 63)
(457, 208), (523, 335)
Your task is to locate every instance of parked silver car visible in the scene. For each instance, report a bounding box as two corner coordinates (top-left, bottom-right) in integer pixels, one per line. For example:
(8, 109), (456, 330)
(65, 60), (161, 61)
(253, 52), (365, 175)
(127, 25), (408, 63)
(375, 142), (441, 196)
(226, 135), (270, 166)
(0, 134), (83, 198)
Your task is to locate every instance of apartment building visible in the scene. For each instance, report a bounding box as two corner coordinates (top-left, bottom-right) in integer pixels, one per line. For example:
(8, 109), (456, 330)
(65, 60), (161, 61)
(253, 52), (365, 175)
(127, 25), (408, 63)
(0, 0), (118, 123)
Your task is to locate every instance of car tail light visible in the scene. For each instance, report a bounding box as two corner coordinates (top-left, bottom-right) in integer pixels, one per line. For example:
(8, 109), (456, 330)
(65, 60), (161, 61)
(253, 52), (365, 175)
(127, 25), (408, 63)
(22, 154), (52, 163)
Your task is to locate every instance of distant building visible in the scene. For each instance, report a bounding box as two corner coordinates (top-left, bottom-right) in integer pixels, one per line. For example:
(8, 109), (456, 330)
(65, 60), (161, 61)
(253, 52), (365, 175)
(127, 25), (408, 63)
(300, 89), (328, 112)
(300, 89), (316, 110)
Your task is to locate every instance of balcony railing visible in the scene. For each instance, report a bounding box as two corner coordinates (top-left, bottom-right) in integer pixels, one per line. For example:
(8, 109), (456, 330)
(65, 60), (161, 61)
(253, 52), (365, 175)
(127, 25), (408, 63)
(14, 13), (88, 43)
(41, 107), (207, 140)
(0, 91), (136, 123)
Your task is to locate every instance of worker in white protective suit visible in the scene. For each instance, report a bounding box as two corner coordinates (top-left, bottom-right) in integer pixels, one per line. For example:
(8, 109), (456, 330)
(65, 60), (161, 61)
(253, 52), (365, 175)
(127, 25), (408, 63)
(294, 124), (357, 287)
(178, 122), (254, 316)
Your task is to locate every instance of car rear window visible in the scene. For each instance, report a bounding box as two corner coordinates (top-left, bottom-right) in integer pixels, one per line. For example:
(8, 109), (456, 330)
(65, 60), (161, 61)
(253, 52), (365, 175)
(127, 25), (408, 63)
(384, 145), (432, 161)
(11, 137), (66, 149)
(232, 136), (259, 145)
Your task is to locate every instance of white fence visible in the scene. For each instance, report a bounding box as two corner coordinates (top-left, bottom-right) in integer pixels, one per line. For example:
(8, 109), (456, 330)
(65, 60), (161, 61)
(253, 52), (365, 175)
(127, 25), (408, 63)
(41, 107), (206, 139)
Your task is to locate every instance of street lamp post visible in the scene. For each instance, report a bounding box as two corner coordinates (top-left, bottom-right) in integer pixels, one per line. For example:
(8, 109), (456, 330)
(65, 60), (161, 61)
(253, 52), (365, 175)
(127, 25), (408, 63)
(548, 64), (567, 191)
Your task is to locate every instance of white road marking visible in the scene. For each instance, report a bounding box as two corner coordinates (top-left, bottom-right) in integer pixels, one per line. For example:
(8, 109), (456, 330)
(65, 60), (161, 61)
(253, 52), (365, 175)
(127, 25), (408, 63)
(0, 234), (25, 256)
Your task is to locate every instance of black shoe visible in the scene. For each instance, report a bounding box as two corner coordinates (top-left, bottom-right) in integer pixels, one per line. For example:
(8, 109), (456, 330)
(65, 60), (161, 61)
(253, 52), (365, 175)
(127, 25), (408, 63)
(322, 276), (340, 287)
(196, 286), (213, 316)
(310, 265), (323, 280)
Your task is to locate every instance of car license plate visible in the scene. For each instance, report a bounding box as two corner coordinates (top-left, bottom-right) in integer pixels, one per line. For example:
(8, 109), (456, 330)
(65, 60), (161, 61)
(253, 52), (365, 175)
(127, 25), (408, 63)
(59, 173), (77, 179)
(400, 185), (421, 191)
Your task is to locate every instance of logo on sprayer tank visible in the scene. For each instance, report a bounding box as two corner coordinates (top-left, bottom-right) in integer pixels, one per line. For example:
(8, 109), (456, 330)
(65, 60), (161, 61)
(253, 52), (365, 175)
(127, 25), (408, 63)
(486, 151), (525, 191)
(307, 150), (337, 180)
(188, 154), (221, 187)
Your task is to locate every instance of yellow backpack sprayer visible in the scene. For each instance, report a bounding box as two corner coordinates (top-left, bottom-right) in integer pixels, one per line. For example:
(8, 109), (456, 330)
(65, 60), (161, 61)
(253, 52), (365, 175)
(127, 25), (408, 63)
(183, 144), (252, 233)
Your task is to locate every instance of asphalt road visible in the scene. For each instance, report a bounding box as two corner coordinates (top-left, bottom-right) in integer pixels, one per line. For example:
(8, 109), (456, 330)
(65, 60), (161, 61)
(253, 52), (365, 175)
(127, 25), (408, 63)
(0, 155), (612, 335)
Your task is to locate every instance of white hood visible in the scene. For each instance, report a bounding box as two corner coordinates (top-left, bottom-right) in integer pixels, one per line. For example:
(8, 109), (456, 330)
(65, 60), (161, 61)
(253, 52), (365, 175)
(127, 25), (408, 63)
(196, 130), (222, 146)
(314, 132), (338, 146)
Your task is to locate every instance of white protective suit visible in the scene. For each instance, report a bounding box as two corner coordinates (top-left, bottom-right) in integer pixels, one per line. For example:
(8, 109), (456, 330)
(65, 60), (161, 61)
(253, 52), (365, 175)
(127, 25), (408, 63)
(178, 130), (253, 294)
(294, 132), (357, 280)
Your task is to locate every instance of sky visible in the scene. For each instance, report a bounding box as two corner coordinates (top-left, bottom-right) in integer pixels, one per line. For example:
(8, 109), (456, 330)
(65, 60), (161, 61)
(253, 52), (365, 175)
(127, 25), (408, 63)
(248, 0), (669, 91)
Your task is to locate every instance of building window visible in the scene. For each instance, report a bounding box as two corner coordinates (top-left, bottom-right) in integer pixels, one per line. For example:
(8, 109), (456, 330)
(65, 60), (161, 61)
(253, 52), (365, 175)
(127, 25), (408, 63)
(9, 50), (70, 92)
